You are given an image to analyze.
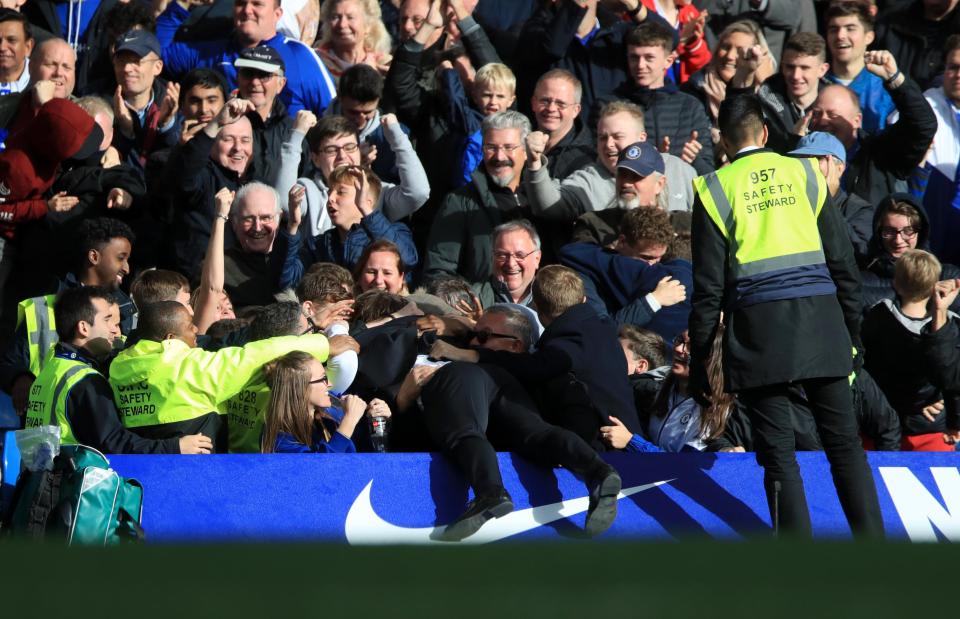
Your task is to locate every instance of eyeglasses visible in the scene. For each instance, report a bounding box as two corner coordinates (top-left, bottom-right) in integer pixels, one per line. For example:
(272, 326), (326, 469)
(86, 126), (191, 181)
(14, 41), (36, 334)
(239, 69), (279, 83)
(238, 213), (278, 226)
(672, 334), (690, 352)
(879, 226), (918, 240)
(535, 97), (574, 111)
(300, 315), (322, 336)
(320, 142), (359, 156)
(309, 375), (329, 385)
(470, 329), (519, 345)
(493, 248), (540, 263)
(482, 144), (521, 155)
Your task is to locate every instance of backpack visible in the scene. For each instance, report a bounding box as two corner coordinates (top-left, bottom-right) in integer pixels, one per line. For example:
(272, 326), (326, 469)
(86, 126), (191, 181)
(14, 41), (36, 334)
(3, 445), (145, 545)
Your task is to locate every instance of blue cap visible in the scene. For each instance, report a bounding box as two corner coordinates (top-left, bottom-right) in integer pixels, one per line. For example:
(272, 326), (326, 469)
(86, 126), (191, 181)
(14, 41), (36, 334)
(789, 131), (846, 165)
(616, 141), (665, 177)
(114, 29), (161, 58)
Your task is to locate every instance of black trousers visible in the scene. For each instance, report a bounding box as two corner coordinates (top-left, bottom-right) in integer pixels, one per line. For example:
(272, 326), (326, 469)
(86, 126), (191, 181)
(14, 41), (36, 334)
(420, 362), (606, 497)
(738, 376), (884, 537)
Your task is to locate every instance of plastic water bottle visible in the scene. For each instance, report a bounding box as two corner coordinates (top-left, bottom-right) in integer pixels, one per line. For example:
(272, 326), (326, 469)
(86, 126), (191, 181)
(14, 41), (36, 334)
(368, 416), (389, 453)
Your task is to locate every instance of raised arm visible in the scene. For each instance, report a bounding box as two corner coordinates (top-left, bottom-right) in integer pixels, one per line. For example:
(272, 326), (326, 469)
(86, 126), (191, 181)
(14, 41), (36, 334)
(194, 187), (234, 334)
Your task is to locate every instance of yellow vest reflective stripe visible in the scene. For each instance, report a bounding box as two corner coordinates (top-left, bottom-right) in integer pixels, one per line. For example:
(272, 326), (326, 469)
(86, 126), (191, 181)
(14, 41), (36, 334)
(16, 294), (58, 377)
(24, 355), (98, 445)
(222, 381), (271, 453)
(694, 153), (835, 306)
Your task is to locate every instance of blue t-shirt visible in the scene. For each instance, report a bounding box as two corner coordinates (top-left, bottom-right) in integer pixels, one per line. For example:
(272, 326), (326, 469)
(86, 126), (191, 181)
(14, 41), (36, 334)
(825, 69), (895, 136)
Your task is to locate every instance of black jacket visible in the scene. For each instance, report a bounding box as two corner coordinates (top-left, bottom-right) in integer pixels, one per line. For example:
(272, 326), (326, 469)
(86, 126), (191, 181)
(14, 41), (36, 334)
(476, 302), (641, 451)
(165, 128), (265, 282)
(874, 1), (960, 91)
(545, 118), (596, 181)
(250, 98), (293, 187)
(921, 318), (960, 407)
(689, 149), (863, 391)
(52, 343), (181, 454)
(844, 75), (938, 206)
(862, 298), (960, 435)
(859, 193), (960, 313)
(836, 190), (875, 267)
(601, 79), (715, 175)
(22, 0), (121, 93)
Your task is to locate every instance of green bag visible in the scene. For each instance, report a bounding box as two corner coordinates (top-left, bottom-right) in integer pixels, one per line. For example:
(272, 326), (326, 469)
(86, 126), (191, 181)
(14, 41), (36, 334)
(4, 445), (145, 545)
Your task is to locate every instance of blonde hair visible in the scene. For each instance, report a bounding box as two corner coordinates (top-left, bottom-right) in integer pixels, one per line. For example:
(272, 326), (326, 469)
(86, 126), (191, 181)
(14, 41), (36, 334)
(327, 164), (383, 203)
(598, 100), (646, 133)
(319, 0), (392, 55)
(474, 62), (516, 96)
(532, 265), (584, 322)
(894, 249), (941, 303)
(261, 351), (315, 454)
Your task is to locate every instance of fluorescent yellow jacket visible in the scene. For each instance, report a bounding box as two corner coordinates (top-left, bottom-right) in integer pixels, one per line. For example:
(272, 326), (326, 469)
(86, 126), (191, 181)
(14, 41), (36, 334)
(108, 334), (329, 429)
(24, 353), (98, 445)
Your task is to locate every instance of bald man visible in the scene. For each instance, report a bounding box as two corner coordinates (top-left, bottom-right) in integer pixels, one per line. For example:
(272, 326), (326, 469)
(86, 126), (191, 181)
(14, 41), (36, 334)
(807, 51), (936, 205)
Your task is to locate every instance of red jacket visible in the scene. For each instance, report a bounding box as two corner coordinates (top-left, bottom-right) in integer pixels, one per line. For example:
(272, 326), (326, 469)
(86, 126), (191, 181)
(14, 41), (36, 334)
(640, 0), (711, 85)
(0, 98), (99, 240)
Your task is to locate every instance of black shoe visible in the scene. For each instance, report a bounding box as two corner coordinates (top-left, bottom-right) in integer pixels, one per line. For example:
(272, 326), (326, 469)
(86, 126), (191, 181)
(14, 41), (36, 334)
(443, 491), (514, 541)
(584, 466), (621, 538)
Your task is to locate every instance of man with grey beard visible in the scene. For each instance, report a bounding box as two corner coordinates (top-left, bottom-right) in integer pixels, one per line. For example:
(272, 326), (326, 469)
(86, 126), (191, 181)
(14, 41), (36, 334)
(571, 140), (669, 248)
(423, 110), (532, 303)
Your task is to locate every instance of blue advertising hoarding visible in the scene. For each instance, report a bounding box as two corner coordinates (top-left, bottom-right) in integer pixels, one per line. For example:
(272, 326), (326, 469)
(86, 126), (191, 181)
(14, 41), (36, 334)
(107, 452), (960, 544)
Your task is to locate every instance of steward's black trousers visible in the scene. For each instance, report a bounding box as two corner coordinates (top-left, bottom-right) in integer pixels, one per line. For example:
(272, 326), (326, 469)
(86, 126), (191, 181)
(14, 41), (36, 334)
(738, 376), (884, 537)
(420, 362), (607, 497)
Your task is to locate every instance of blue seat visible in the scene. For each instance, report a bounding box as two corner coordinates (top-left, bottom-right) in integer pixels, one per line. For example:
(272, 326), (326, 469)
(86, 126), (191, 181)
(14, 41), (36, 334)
(1, 430), (22, 512)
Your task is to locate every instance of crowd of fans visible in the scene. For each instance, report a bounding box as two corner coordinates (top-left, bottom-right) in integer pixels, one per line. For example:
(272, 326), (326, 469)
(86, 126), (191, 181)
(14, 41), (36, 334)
(0, 0), (959, 479)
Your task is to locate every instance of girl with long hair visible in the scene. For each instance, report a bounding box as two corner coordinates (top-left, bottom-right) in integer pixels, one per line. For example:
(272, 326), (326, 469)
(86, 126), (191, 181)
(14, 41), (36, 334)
(261, 351), (391, 453)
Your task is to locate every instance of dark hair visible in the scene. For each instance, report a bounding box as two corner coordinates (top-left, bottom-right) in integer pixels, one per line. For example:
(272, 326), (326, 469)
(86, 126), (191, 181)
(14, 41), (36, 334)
(76, 217), (135, 268)
(877, 196), (922, 234)
(103, 4), (155, 47)
(306, 115), (360, 154)
(783, 32), (826, 63)
(666, 211), (692, 262)
(825, 1), (874, 31)
(717, 94), (765, 148)
(298, 264), (354, 303)
(130, 269), (189, 308)
(618, 325), (667, 369)
(352, 289), (409, 324)
(946, 34), (960, 62)
(338, 63), (384, 103)
(0, 8), (31, 40)
(205, 317), (253, 339)
(137, 301), (189, 342)
(619, 206), (674, 248)
(426, 275), (474, 314)
(624, 21), (676, 53)
(179, 68), (230, 107)
(54, 286), (115, 341)
(247, 301), (304, 341)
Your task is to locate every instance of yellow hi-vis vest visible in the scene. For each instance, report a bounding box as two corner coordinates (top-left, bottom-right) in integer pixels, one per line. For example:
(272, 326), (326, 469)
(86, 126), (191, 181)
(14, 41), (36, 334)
(16, 294), (58, 377)
(693, 152), (834, 307)
(23, 353), (98, 445)
(221, 380), (271, 453)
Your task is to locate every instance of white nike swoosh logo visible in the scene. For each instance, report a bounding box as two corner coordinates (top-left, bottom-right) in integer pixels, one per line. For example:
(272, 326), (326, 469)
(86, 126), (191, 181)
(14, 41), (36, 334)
(344, 478), (674, 545)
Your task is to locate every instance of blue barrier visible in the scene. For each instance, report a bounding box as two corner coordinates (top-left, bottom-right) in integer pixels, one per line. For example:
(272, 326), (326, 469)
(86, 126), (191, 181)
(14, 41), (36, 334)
(106, 452), (960, 544)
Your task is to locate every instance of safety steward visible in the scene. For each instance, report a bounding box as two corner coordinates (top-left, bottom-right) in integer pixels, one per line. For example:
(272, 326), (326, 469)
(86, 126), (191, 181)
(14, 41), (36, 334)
(108, 300), (354, 452)
(688, 94), (883, 537)
(24, 287), (212, 454)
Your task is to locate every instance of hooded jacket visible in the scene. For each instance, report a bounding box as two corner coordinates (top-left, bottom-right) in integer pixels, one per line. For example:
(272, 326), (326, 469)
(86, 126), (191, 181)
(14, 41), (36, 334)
(0, 98), (99, 239)
(859, 192), (960, 313)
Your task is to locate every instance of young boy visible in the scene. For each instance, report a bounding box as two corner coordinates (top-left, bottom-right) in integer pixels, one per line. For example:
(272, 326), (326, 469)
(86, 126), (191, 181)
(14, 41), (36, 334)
(823, 1), (895, 135)
(439, 60), (516, 185)
(303, 165), (418, 273)
(863, 248), (960, 450)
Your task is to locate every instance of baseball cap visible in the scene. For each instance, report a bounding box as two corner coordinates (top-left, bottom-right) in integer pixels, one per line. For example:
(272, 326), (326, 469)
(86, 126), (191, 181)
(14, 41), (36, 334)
(789, 131), (846, 165)
(114, 29), (161, 58)
(235, 46), (285, 74)
(616, 141), (665, 177)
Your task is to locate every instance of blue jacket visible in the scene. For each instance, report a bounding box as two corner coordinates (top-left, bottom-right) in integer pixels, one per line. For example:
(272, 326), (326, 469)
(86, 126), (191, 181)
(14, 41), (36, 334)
(825, 69), (895, 136)
(304, 210), (418, 272)
(273, 429), (356, 453)
(438, 68), (486, 186)
(157, 3), (336, 116)
(559, 242), (692, 344)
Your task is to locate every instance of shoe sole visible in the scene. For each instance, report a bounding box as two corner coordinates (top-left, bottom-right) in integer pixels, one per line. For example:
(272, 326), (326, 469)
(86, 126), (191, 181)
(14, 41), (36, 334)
(584, 472), (622, 538)
(443, 500), (514, 542)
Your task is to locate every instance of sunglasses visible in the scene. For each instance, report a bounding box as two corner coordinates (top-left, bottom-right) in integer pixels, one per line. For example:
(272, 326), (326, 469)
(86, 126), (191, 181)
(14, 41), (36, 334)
(469, 329), (519, 345)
